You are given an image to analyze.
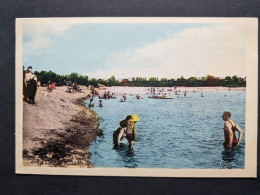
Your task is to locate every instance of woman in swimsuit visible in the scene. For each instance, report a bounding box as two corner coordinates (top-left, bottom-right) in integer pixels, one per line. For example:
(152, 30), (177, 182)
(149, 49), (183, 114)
(222, 111), (243, 147)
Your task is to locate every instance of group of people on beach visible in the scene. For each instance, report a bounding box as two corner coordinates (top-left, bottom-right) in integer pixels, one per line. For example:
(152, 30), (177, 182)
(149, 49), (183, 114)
(66, 81), (81, 93)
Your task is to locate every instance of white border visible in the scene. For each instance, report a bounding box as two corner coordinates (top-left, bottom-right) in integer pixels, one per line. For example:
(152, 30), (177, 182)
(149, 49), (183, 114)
(16, 17), (258, 177)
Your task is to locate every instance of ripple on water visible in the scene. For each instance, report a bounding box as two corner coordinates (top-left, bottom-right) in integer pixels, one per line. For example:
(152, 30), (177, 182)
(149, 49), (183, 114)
(89, 91), (245, 169)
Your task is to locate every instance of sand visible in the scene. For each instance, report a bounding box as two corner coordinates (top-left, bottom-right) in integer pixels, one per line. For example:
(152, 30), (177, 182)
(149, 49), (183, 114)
(23, 86), (102, 168)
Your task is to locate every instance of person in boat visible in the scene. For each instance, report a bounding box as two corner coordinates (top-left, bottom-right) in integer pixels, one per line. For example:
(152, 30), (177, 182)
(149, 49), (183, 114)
(222, 111), (243, 147)
(99, 100), (103, 107)
(88, 99), (94, 107)
(163, 93), (167, 97)
(24, 66), (37, 104)
(114, 114), (140, 150)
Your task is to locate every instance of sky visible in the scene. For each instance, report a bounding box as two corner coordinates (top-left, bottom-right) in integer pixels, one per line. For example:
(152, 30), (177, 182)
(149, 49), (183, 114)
(22, 21), (247, 80)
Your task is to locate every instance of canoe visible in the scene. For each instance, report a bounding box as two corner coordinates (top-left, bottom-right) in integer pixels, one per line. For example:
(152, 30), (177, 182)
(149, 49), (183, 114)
(148, 96), (173, 99)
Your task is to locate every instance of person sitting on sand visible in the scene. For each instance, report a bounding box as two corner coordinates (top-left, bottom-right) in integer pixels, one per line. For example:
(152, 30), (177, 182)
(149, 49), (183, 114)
(99, 100), (103, 107)
(222, 111), (243, 147)
(73, 82), (78, 91)
(88, 99), (94, 107)
(48, 81), (56, 92)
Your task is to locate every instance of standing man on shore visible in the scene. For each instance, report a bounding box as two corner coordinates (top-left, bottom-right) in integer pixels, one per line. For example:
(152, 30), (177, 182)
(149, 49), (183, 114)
(222, 111), (243, 147)
(24, 66), (37, 104)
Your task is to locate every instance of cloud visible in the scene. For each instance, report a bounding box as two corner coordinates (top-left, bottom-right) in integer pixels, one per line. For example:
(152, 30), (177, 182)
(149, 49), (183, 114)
(23, 23), (74, 56)
(89, 23), (247, 79)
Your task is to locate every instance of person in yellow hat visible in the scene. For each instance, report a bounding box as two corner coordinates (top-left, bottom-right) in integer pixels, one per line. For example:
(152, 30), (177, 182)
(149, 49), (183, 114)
(126, 114), (140, 150)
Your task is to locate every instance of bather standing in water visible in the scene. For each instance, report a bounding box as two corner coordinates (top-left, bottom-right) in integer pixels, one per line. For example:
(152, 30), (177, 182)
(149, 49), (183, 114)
(116, 114), (140, 150)
(222, 111), (243, 147)
(184, 90), (187, 97)
(89, 99), (94, 107)
(99, 100), (103, 107)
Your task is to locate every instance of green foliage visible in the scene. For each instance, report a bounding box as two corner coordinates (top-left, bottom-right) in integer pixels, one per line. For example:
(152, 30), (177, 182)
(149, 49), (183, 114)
(34, 69), (246, 87)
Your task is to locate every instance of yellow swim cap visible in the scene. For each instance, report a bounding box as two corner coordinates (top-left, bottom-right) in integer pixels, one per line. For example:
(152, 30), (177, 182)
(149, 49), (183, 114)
(129, 114), (140, 122)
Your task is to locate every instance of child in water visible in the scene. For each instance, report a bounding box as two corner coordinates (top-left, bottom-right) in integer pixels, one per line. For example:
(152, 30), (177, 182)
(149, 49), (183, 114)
(89, 99), (94, 107)
(99, 100), (103, 107)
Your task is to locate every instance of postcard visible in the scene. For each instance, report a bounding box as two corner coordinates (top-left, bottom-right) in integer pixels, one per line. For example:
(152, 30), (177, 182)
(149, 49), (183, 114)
(16, 17), (258, 177)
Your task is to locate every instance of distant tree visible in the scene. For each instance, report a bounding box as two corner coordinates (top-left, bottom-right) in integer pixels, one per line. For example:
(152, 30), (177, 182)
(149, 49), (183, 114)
(121, 79), (131, 86)
(108, 75), (120, 86)
(69, 72), (79, 82)
(187, 77), (198, 87)
(89, 78), (98, 87)
(205, 75), (220, 86)
(176, 76), (188, 86)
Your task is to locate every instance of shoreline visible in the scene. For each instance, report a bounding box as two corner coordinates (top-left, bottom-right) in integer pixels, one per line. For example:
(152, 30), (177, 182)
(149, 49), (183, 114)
(23, 86), (101, 168)
(97, 86), (246, 95)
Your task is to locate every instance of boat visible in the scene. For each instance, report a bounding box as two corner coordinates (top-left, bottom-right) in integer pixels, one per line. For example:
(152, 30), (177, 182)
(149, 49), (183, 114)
(148, 95), (173, 99)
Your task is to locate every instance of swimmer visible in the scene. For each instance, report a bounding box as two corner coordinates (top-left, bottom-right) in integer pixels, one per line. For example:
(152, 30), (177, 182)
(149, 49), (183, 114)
(135, 94), (143, 100)
(222, 111), (243, 147)
(88, 99), (94, 107)
(99, 100), (103, 107)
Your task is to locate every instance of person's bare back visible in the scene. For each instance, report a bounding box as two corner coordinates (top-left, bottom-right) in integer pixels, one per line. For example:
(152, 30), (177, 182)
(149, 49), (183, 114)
(222, 111), (243, 147)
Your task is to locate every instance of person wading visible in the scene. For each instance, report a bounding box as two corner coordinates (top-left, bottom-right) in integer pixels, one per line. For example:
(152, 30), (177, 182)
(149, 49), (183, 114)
(222, 111), (243, 147)
(113, 115), (132, 148)
(114, 114), (140, 150)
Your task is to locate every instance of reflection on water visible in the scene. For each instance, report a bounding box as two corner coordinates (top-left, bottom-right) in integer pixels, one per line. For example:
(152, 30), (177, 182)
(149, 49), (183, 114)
(115, 143), (138, 168)
(220, 146), (243, 169)
(89, 90), (245, 169)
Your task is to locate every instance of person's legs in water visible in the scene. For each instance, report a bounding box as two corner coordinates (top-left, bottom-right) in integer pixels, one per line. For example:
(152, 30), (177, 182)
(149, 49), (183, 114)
(128, 140), (135, 150)
(117, 127), (126, 146)
(127, 135), (135, 150)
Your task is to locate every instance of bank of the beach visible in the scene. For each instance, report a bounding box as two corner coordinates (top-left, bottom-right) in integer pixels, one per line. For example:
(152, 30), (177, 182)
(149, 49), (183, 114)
(98, 86), (246, 96)
(23, 86), (102, 168)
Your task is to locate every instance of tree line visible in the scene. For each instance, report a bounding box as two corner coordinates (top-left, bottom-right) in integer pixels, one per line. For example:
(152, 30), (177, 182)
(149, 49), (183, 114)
(33, 70), (246, 88)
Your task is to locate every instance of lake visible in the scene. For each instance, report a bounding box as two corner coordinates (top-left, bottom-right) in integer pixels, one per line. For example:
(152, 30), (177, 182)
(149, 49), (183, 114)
(88, 90), (245, 169)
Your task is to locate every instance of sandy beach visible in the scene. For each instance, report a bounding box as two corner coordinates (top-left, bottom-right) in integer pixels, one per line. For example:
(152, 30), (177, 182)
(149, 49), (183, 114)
(23, 86), (102, 168)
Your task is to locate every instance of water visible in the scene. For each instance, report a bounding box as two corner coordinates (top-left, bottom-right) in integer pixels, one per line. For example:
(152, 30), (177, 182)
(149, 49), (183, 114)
(88, 90), (245, 169)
